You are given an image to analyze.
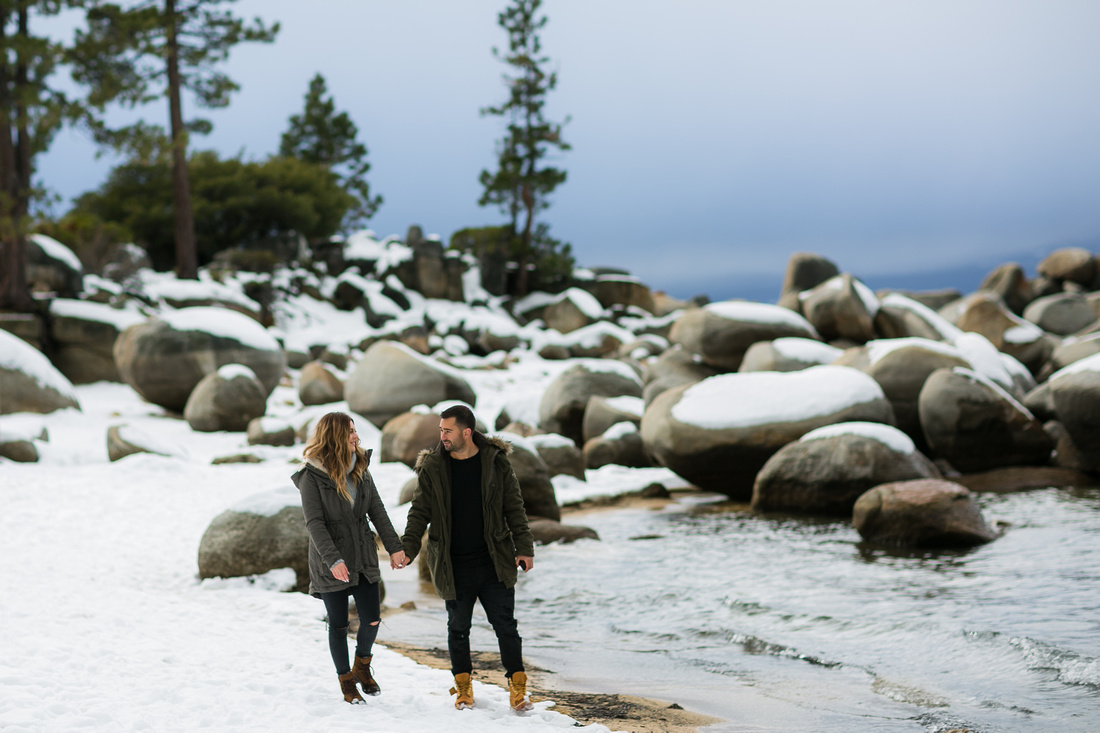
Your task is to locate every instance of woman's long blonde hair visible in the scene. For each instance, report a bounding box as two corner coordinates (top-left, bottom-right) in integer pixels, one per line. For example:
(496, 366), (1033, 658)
(303, 412), (366, 503)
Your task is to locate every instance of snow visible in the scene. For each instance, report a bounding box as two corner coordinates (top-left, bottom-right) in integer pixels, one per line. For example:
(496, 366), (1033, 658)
(160, 307), (282, 351)
(603, 395), (644, 416)
(29, 232), (83, 272)
(552, 465), (692, 505)
(771, 337), (843, 364)
(602, 422), (638, 440)
(1003, 319), (1045, 345)
(1051, 352), (1100, 381)
(866, 337), (962, 365)
(671, 365), (886, 430)
(0, 329), (80, 404)
(554, 287), (605, 319)
(800, 421), (915, 454)
(49, 298), (146, 330)
(343, 229), (386, 261)
(879, 293), (962, 341)
(526, 433), (576, 449)
(705, 300), (819, 336)
(230, 485), (304, 517)
(953, 332), (1017, 392)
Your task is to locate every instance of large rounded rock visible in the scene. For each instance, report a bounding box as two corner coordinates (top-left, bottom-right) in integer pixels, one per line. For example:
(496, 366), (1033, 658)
(197, 487), (311, 593)
(48, 299), (145, 384)
(582, 395), (644, 443)
(27, 233), (83, 298)
(590, 276), (656, 314)
(499, 433), (561, 521)
(246, 417), (295, 447)
(1038, 247), (1096, 286)
(1022, 293), (1096, 336)
(1049, 353), (1100, 470)
(836, 338), (970, 445)
(953, 293), (1054, 373)
(538, 361), (643, 445)
(739, 337), (842, 373)
(641, 365), (895, 500)
(852, 479), (997, 548)
(0, 329), (81, 414)
(528, 517), (600, 544)
(184, 365), (268, 433)
(583, 423), (650, 469)
(345, 340), (477, 428)
(752, 422), (940, 516)
(1040, 333), (1100, 380)
(106, 424), (178, 462)
(779, 252), (839, 301)
(380, 411), (441, 466)
(979, 262), (1033, 314)
(641, 346), (720, 405)
(113, 308), (285, 413)
(874, 293), (962, 342)
(918, 368), (1052, 472)
(543, 288), (603, 334)
(669, 301), (820, 372)
(298, 360), (344, 406)
(799, 274), (878, 343)
(528, 433), (586, 480)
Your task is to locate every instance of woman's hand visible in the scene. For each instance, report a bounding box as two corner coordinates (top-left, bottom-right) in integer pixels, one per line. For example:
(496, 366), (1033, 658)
(331, 561), (350, 582)
(390, 550), (408, 570)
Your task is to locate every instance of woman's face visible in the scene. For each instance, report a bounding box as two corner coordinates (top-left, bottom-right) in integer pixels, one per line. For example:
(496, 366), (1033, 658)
(348, 423), (359, 450)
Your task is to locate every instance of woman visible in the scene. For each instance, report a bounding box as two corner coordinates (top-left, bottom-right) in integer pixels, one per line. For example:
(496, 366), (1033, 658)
(292, 412), (408, 704)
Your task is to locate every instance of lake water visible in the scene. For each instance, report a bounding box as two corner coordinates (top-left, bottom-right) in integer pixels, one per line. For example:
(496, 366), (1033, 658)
(381, 486), (1100, 732)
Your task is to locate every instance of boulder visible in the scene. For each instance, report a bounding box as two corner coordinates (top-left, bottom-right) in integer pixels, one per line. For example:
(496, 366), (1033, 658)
(106, 424), (177, 462)
(528, 517), (600, 544)
(1040, 333), (1100, 379)
(500, 434), (561, 521)
(589, 276), (656, 314)
(1049, 353), (1100, 470)
(739, 337), (843, 373)
(953, 292), (1054, 373)
(298, 360), (344, 406)
(751, 422), (940, 516)
(873, 289), (961, 312)
(1022, 293), (1096, 336)
(779, 252), (839, 301)
(543, 287), (604, 334)
(955, 464), (1095, 493)
(142, 278), (263, 322)
(0, 439), (38, 462)
(852, 479), (997, 548)
(641, 346), (720, 405)
(0, 329), (81, 414)
(26, 233), (83, 298)
(640, 365), (895, 500)
(1038, 247), (1096, 286)
(582, 394), (644, 443)
(583, 424), (650, 469)
(1023, 381), (1056, 422)
(197, 487), (311, 593)
(184, 364), (268, 433)
(979, 263), (1033, 314)
(799, 274), (878, 343)
(345, 340), (476, 428)
(246, 417), (296, 447)
(47, 299), (144, 384)
(873, 293), (961, 342)
(669, 300), (820, 371)
(917, 368), (1052, 472)
(1043, 419), (1092, 472)
(380, 411), (441, 466)
(538, 361), (643, 445)
(398, 475), (419, 505)
(528, 433), (586, 480)
(113, 308), (285, 413)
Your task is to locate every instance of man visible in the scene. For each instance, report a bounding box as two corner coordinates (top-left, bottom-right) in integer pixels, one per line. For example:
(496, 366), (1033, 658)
(400, 404), (535, 711)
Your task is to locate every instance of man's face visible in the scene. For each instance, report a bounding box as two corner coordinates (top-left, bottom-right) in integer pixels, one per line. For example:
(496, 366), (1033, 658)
(439, 417), (468, 453)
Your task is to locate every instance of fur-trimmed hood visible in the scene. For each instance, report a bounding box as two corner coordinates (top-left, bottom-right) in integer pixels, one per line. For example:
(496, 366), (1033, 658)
(414, 431), (511, 472)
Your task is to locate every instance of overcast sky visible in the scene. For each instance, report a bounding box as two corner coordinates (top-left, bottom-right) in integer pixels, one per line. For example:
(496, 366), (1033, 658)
(38, 0), (1100, 301)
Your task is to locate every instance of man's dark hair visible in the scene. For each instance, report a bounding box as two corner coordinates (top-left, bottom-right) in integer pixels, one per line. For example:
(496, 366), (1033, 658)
(440, 404), (476, 432)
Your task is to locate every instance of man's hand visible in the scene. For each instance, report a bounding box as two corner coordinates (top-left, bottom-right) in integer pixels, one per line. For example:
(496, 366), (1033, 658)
(516, 556), (534, 572)
(390, 550), (408, 569)
(331, 561), (350, 582)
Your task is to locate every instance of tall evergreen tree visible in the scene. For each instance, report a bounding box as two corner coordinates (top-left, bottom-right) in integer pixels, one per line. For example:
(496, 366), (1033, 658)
(280, 73), (380, 231)
(71, 0), (278, 279)
(478, 0), (570, 296)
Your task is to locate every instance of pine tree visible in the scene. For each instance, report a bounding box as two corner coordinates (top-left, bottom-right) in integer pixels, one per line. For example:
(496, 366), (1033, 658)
(280, 73), (381, 231)
(71, 0), (278, 279)
(478, 0), (571, 296)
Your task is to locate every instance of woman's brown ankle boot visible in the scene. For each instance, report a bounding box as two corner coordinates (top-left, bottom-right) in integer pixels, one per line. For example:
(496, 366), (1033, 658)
(339, 671), (365, 704)
(352, 654), (380, 696)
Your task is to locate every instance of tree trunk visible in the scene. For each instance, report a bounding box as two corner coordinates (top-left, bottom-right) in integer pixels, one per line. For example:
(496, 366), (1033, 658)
(0, 6), (33, 311)
(165, 0), (197, 279)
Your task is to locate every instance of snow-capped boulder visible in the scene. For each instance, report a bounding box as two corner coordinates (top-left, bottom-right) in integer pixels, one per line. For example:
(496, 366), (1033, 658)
(528, 432), (585, 480)
(26, 234), (83, 298)
(183, 364), (268, 433)
(345, 341), (476, 428)
(779, 252), (839, 302)
(543, 287), (604, 334)
(583, 422), (649, 470)
(799, 273), (878, 343)
(917, 368), (1052, 472)
(246, 417), (295, 447)
(589, 275), (656, 315)
(1049, 353), (1100, 470)
(1022, 293), (1096, 336)
(873, 293), (962, 342)
(197, 486), (310, 594)
(641, 365), (895, 500)
(641, 346), (720, 405)
(952, 292), (1054, 373)
(538, 361), (643, 445)
(106, 424), (178, 462)
(298, 360), (344, 406)
(582, 395), (644, 443)
(0, 329), (80, 414)
(113, 307), (285, 413)
(670, 300), (820, 372)
(852, 479), (997, 549)
(48, 299), (145, 384)
(380, 411), (441, 466)
(738, 337), (843, 373)
(141, 277), (263, 322)
(1041, 332), (1100, 380)
(1037, 247), (1096, 286)
(751, 422), (940, 516)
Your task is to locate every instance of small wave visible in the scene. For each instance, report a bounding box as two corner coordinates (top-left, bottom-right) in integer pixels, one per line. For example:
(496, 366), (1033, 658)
(872, 677), (949, 708)
(1010, 636), (1100, 688)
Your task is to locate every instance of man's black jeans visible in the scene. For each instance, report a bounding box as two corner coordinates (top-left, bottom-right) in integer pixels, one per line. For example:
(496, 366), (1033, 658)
(446, 562), (524, 677)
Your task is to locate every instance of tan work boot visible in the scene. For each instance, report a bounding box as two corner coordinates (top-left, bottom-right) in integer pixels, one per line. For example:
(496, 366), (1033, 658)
(450, 672), (474, 709)
(352, 654), (380, 696)
(338, 671), (365, 704)
(508, 671), (532, 711)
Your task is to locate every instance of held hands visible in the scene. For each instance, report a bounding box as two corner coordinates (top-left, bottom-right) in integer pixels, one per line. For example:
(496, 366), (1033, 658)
(390, 550), (409, 570)
(516, 556), (534, 572)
